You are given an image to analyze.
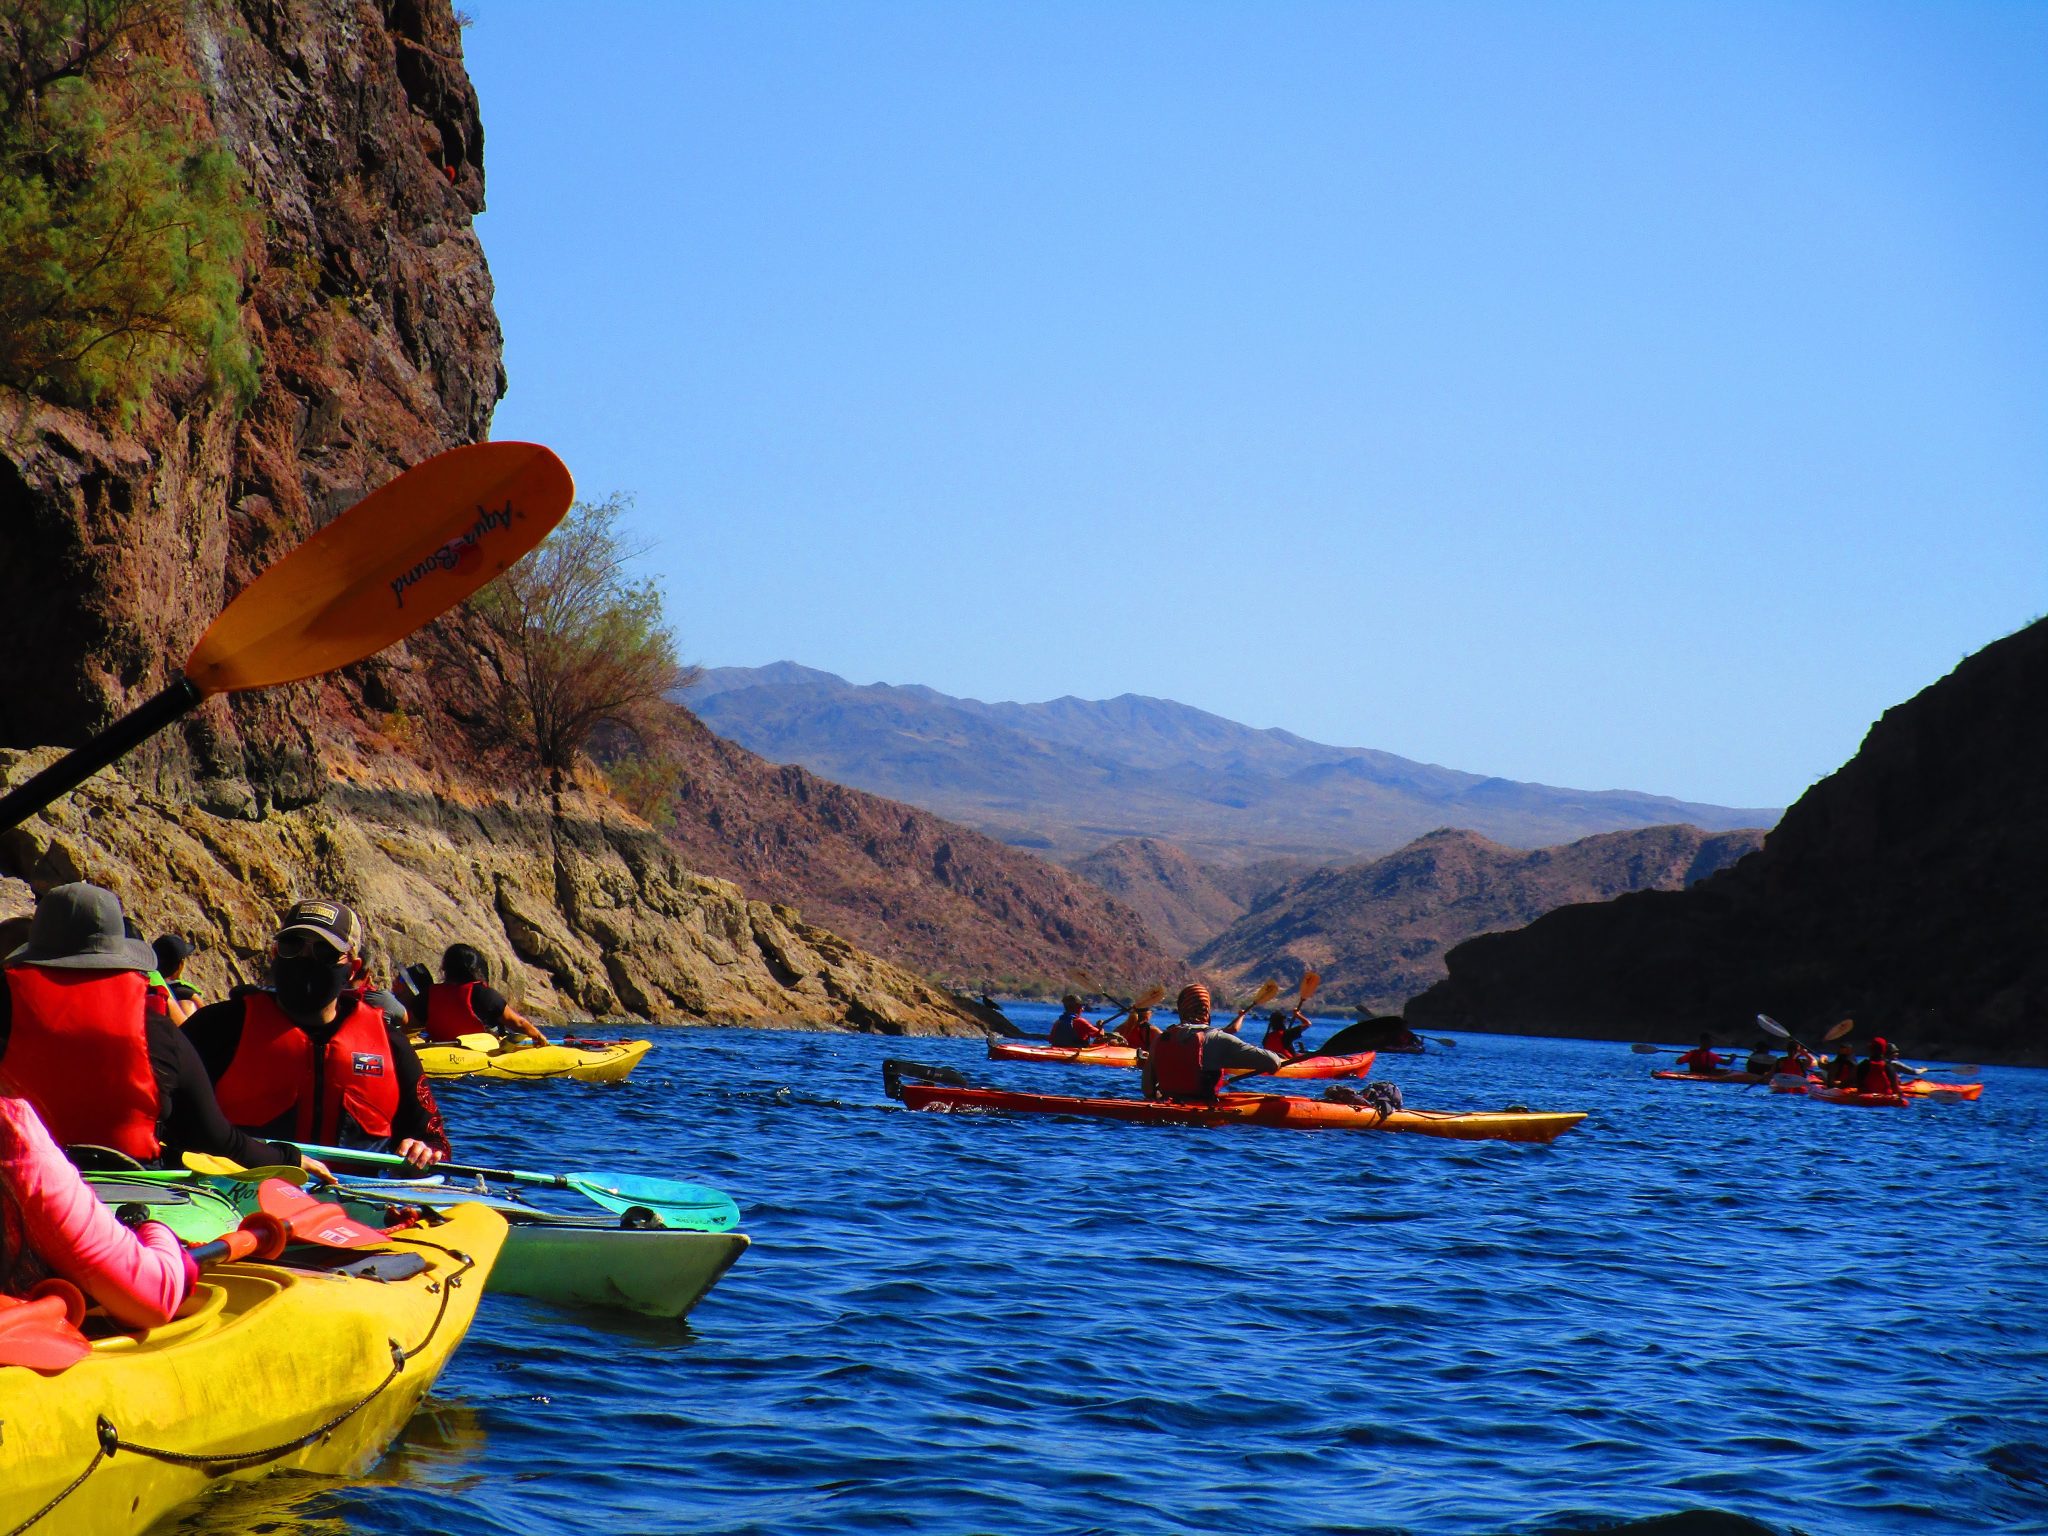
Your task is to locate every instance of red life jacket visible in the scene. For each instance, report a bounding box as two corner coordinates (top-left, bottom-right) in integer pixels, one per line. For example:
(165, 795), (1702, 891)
(0, 967), (160, 1160)
(1676, 1048), (1723, 1073)
(1855, 1059), (1900, 1097)
(1261, 1025), (1294, 1056)
(1150, 1025), (1215, 1102)
(422, 980), (485, 1042)
(213, 993), (400, 1144)
(1826, 1057), (1858, 1088)
(1116, 1018), (1156, 1050)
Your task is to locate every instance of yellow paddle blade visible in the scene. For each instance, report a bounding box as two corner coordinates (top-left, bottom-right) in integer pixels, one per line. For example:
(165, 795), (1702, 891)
(184, 442), (574, 695)
(180, 1152), (309, 1185)
(1247, 979), (1280, 1010)
(1825, 1018), (1854, 1042)
(1299, 970), (1322, 1004)
(1132, 985), (1167, 1010)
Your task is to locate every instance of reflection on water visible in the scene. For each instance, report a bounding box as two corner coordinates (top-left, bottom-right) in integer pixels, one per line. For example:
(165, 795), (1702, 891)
(161, 1403), (488, 1534)
(149, 1013), (2048, 1535)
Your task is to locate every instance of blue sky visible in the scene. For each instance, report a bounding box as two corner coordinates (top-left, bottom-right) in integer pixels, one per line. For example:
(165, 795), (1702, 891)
(464, 1), (2044, 811)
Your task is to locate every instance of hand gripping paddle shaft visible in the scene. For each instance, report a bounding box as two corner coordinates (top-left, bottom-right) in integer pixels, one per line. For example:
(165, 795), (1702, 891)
(0, 442), (573, 831)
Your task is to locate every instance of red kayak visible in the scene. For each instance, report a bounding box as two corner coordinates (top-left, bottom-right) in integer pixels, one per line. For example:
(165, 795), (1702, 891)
(897, 1084), (1585, 1144)
(990, 1042), (1376, 1080)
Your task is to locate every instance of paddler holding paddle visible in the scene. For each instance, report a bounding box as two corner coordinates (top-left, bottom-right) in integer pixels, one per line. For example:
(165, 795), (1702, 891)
(1141, 984), (1287, 1104)
(409, 942), (548, 1045)
(1047, 994), (1107, 1048)
(185, 900), (451, 1171)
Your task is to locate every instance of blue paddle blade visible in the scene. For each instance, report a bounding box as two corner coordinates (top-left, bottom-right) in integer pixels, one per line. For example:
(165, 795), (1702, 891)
(569, 1171), (741, 1232)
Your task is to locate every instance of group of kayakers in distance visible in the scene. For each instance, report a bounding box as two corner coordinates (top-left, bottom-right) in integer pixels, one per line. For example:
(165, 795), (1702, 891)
(1677, 1029), (1908, 1093)
(0, 878), (542, 1328)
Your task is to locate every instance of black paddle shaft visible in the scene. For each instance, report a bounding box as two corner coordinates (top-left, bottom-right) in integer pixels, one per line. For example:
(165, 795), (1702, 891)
(0, 677), (203, 831)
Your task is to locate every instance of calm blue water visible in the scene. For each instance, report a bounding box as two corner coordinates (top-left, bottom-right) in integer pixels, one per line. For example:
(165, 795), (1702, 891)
(168, 1007), (2048, 1536)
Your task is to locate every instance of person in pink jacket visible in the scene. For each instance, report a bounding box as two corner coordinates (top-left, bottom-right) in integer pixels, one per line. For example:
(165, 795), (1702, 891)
(0, 1094), (195, 1329)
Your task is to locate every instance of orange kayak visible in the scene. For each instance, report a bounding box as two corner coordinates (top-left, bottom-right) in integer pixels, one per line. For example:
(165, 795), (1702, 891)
(1902, 1079), (1983, 1100)
(1809, 1087), (1910, 1108)
(899, 1084), (1585, 1144)
(988, 1042), (1377, 1080)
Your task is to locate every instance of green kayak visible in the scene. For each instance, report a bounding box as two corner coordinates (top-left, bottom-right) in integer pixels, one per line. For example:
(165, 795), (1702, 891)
(90, 1172), (749, 1323)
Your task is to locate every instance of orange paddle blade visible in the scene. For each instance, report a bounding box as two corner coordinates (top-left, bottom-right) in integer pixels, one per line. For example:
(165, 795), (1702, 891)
(185, 442), (574, 695)
(255, 1177), (387, 1248)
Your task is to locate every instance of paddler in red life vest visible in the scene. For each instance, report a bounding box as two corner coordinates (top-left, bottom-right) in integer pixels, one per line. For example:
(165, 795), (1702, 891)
(1047, 994), (1106, 1048)
(1824, 1045), (1859, 1089)
(1260, 1009), (1310, 1059)
(409, 943), (547, 1045)
(1142, 984), (1288, 1104)
(1855, 1038), (1904, 1097)
(0, 883), (323, 1177)
(1776, 1041), (1817, 1079)
(1113, 1004), (1158, 1051)
(184, 899), (450, 1171)
(1675, 1034), (1729, 1074)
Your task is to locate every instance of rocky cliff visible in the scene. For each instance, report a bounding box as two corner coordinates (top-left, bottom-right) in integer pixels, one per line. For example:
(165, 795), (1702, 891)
(0, 0), (988, 1034)
(1408, 619), (2048, 1062)
(1192, 824), (1765, 1014)
(1070, 837), (1249, 954)
(656, 710), (1177, 996)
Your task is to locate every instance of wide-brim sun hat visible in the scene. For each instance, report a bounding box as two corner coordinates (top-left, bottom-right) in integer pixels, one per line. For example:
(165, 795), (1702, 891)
(7, 883), (160, 972)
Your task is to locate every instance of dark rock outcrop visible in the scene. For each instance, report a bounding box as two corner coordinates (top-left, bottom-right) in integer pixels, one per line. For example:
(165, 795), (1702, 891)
(1192, 825), (1764, 1015)
(1408, 619), (2048, 1062)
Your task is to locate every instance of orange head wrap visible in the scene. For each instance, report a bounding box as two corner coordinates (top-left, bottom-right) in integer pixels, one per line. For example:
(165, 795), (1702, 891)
(1176, 984), (1211, 1024)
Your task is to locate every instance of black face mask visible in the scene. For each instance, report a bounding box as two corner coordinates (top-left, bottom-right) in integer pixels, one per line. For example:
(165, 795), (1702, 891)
(274, 955), (352, 1015)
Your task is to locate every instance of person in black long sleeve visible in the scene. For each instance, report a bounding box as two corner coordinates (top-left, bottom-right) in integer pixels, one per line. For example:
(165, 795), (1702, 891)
(183, 898), (449, 1170)
(0, 882), (320, 1177)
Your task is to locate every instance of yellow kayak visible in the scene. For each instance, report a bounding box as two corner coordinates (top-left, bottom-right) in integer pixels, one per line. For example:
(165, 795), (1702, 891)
(0, 1202), (507, 1536)
(415, 1036), (653, 1083)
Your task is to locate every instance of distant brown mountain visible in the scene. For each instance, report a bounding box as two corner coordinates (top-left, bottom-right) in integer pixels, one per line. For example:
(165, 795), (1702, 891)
(655, 709), (1175, 996)
(1408, 617), (2048, 1064)
(686, 664), (1782, 865)
(1071, 838), (1248, 954)
(1190, 825), (1766, 1014)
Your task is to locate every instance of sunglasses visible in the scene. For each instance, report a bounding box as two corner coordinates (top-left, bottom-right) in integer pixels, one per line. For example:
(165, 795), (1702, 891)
(274, 932), (345, 962)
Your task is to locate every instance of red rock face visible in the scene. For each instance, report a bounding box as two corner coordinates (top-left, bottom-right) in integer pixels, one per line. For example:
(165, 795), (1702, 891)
(658, 710), (1179, 995)
(0, 0), (503, 812)
(1408, 618), (2048, 1063)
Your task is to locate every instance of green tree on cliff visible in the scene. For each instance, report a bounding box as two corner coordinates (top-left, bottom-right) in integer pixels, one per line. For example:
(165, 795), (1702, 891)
(0, 0), (257, 415)
(464, 493), (695, 799)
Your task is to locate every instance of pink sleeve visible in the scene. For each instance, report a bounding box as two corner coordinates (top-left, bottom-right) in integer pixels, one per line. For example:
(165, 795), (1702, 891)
(0, 1097), (195, 1328)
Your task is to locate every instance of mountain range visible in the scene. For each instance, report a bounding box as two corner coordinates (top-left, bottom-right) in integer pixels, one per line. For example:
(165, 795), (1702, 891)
(686, 664), (1780, 866)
